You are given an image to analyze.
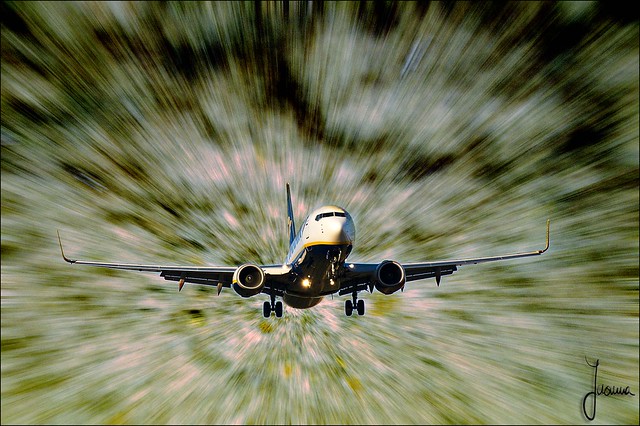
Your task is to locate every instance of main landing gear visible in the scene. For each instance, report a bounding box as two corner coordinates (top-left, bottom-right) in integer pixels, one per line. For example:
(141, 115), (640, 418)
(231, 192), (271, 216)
(263, 293), (283, 318)
(345, 291), (365, 316)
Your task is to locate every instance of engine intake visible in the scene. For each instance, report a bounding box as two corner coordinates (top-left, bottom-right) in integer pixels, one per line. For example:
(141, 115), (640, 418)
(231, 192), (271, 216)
(232, 264), (265, 297)
(374, 260), (406, 295)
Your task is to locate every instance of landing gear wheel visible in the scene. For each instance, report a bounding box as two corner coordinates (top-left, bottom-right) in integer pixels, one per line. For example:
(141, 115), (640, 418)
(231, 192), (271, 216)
(357, 299), (365, 316)
(345, 299), (353, 316)
(275, 301), (283, 318)
(263, 301), (272, 318)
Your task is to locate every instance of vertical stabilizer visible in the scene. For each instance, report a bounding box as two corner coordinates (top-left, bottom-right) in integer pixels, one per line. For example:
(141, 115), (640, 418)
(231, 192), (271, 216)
(286, 183), (296, 246)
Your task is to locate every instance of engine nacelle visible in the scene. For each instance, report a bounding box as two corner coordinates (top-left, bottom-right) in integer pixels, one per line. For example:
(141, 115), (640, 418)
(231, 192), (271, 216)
(232, 264), (265, 298)
(374, 260), (406, 295)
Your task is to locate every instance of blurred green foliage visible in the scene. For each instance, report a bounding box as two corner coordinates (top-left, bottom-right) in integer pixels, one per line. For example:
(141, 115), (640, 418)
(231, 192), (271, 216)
(1, 2), (638, 424)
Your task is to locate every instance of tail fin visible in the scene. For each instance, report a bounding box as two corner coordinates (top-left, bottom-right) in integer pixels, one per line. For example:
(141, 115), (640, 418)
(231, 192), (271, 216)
(286, 183), (296, 245)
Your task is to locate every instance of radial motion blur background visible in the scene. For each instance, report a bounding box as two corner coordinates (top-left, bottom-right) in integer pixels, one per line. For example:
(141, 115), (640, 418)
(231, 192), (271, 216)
(1, 2), (638, 424)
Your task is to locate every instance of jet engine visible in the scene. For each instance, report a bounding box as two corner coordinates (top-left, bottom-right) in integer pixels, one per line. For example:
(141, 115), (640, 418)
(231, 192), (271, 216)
(374, 260), (406, 295)
(232, 264), (265, 297)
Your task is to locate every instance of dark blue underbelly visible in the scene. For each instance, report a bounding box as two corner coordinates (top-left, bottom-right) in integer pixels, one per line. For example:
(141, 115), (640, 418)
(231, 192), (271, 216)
(284, 243), (351, 304)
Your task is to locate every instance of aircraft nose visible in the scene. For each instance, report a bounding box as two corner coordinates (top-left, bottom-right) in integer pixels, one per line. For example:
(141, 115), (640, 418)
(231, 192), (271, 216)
(325, 219), (351, 243)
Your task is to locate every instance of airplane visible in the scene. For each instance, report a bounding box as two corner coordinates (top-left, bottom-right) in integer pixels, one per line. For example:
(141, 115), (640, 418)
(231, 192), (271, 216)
(58, 184), (550, 318)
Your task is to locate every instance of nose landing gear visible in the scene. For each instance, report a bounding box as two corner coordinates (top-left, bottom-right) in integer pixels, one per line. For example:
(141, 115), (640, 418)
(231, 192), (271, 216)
(327, 248), (343, 280)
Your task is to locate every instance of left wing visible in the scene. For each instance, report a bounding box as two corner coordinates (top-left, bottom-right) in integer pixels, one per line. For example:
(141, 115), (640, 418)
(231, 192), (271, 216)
(340, 219), (550, 292)
(57, 231), (286, 294)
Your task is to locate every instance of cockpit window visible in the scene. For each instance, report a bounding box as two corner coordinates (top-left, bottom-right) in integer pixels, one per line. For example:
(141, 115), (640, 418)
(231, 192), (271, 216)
(315, 211), (346, 221)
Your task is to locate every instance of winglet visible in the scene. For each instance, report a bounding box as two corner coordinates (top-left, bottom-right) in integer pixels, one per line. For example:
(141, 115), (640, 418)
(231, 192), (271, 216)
(57, 230), (76, 264)
(539, 219), (550, 254)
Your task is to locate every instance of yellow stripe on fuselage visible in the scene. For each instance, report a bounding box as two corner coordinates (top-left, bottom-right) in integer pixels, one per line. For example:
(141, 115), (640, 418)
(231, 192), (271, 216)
(303, 240), (351, 248)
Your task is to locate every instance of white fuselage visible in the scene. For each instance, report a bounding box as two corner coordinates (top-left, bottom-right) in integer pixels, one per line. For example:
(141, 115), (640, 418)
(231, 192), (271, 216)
(279, 205), (356, 308)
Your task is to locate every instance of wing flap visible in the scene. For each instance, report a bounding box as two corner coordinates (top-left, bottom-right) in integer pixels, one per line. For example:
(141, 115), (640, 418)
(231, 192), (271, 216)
(161, 271), (232, 287)
(405, 266), (457, 283)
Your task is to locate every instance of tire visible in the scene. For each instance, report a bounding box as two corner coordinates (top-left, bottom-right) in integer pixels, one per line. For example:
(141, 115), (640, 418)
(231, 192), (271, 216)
(357, 299), (365, 316)
(345, 300), (353, 316)
(263, 301), (271, 318)
(275, 301), (283, 318)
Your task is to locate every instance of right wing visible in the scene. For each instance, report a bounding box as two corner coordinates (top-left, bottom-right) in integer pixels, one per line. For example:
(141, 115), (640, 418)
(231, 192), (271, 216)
(57, 231), (286, 294)
(339, 219), (550, 293)
(401, 219), (550, 284)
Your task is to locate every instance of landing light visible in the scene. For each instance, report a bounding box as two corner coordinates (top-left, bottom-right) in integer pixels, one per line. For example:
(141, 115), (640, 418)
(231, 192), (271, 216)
(302, 278), (311, 288)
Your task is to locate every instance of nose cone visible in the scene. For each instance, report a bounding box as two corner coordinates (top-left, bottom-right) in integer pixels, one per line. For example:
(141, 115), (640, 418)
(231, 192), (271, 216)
(325, 218), (353, 244)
